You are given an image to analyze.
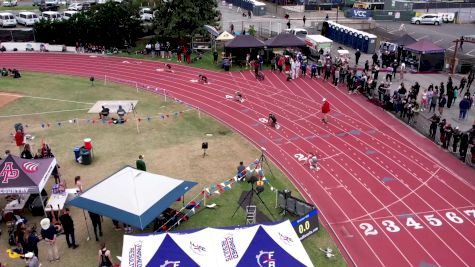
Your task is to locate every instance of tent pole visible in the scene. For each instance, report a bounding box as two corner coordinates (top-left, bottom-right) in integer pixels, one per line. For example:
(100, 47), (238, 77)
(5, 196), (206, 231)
(39, 194), (47, 217)
(82, 209), (91, 241)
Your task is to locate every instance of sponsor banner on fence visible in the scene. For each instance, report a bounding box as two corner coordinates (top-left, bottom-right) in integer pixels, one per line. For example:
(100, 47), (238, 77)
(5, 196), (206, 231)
(346, 8), (373, 19)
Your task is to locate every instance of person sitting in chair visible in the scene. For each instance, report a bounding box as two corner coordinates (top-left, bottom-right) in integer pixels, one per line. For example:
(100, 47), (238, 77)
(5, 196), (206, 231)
(1, 67), (8, 76)
(199, 74), (208, 84)
(99, 106), (110, 121)
(268, 113), (277, 128)
(117, 105), (126, 123)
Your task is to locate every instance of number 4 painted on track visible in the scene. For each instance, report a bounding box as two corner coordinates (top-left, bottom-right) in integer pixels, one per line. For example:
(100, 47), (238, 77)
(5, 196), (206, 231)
(463, 210), (475, 218)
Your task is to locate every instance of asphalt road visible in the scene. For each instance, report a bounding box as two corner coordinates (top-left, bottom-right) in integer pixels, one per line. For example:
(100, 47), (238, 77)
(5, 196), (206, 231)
(374, 21), (475, 58)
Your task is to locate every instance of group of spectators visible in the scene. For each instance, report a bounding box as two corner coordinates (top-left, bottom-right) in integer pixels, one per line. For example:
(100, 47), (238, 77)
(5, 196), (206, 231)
(1, 67), (21, 78)
(264, 46), (475, 165)
(74, 43), (119, 54)
(140, 41), (192, 64)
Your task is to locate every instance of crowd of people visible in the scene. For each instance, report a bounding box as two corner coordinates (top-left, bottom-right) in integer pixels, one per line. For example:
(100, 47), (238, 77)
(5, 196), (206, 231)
(74, 43), (119, 54)
(140, 41), (193, 64)
(263, 45), (475, 165)
(1, 68), (21, 79)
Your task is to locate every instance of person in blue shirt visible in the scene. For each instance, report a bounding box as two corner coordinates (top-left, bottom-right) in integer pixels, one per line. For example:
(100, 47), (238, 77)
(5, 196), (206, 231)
(311, 63), (317, 78)
(301, 62), (307, 77)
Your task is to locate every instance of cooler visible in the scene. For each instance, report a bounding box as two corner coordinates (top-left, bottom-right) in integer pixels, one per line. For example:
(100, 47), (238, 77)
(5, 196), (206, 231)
(80, 147), (92, 165)
(73, 147), (81, 162)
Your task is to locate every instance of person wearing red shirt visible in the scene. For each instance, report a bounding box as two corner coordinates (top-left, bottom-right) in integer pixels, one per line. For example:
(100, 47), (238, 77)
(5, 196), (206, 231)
(322, 98), (330, 124)
(14, 129), (24, 152)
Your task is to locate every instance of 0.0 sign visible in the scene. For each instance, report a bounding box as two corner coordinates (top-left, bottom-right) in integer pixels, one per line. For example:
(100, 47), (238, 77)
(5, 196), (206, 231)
(298, 220), (311, 234)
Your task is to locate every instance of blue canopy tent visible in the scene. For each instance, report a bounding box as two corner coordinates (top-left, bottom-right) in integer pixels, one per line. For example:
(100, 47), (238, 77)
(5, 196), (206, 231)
(68, 166), (197, 230)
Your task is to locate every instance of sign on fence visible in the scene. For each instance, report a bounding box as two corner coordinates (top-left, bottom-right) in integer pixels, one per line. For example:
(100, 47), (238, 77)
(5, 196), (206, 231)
(346, 8), (373, 19)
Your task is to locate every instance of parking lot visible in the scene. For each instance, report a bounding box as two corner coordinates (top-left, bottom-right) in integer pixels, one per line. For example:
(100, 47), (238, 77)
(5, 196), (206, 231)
(375, 21), (475, 58)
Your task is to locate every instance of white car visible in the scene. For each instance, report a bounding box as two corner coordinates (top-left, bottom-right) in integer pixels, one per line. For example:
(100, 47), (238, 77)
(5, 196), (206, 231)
(2, 0), (18, 6)
(0, 12), (16, 27)
(282, 28), (308, 38)
(139, 7), (154, 21)
(45, 0), (59, 5)
(41, 11), (62, 21)
(63, 10), (77, 20)
(16, 11), (39, 26)
(68, 2), (82, 10)
(411, 14), (443, 25)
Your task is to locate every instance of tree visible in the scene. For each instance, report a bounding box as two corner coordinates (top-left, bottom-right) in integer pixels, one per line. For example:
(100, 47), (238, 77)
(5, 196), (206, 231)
(153, 0), (219, 42)
(34, 1), (143, 48)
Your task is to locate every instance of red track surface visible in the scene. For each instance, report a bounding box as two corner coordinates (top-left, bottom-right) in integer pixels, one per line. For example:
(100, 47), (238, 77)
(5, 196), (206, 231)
(2, 53), (475, 267)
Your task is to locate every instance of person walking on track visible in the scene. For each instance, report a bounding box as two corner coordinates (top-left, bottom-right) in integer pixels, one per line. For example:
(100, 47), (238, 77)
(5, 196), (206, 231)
(322, 98), (330, 124)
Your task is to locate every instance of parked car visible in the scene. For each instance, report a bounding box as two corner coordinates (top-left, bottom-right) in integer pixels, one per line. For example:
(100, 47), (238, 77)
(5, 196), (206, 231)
(63, 10), (77, 20)
(41, 10), (62, 21)
(16, 11), (39, 26)
(45, 0), (58, 4)
(68, 2), (82, 11)
(81, 1), (97, 11)
(139, 7), (154, 21)
(0, 12), (16, 27)
(282, 28), (308, 39)
(2, 0), (18, 7)
(39, 3), (60, 11)
(32, 0), (43, 6)
(411, 14), (443, 25)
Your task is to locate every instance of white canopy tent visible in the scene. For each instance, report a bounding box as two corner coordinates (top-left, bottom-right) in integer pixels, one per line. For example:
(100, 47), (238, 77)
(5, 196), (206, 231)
(68, 166), (197, 229)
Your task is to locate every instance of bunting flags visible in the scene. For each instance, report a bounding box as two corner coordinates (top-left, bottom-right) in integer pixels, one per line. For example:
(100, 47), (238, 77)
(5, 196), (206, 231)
(12, 109), (194, 131)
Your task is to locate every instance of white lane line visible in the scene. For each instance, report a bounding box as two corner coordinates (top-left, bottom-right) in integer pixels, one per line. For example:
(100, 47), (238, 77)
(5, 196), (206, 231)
(416, 35), (429, 41)
(465, 48), (475, 57)
(433, 39), (444, 43)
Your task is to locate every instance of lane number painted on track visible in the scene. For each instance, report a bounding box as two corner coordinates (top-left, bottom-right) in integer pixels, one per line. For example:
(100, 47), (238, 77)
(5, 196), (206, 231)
(294, 153), (308, 162)
(359, 210), (473, 236)
(360, 223), (378, 236)
(225, 95), (234, 99)
(259, 118), (268, 123)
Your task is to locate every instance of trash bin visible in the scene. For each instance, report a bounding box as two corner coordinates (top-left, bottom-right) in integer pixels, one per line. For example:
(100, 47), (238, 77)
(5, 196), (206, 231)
(80, 147), (92, 165)
(74, 147), (81, 162)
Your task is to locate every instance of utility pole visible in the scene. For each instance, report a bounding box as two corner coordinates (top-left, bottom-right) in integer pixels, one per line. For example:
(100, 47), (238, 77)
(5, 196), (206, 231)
(451, 39), (459, 74)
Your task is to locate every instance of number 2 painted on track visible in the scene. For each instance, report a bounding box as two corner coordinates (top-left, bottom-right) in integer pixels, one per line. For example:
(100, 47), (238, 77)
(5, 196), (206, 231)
(359, 223), (378, 236)
(294, 153), (308, 162)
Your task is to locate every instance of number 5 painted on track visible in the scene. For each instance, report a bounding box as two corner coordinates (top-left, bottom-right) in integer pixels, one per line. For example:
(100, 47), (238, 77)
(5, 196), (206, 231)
(424, 214), (442, 227)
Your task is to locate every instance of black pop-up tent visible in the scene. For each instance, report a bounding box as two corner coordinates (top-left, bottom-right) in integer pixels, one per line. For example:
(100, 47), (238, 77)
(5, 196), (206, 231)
(390, 34), (417, 47)
(225, 35), (265, 49)
(224, 35), (265, 66)
(404, 39), (445, 72)
(264, 33), (306, 48)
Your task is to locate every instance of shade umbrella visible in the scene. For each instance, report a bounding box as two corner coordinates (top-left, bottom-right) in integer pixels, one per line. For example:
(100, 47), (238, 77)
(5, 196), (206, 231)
(216, 31), (235, 41)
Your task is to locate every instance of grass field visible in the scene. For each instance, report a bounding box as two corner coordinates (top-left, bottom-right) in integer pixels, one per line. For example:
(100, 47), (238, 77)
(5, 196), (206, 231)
(0, 5), (37, 11)
(0, 73), (345, 267)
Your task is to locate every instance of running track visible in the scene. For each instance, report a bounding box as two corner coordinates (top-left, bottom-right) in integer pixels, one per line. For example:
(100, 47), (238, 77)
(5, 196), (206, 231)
(2, 53), (475, 267)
